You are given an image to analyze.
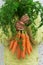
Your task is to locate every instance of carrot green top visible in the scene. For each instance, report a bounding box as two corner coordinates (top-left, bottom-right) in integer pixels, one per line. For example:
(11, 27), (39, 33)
(0, 0), (43, 37)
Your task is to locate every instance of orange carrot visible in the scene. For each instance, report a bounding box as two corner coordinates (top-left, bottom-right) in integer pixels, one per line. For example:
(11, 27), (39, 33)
(28, 37), (32, 52)
(26, 41), (31, 55)
(21, 33), (26, 59)
(25, 33), (32, 55)
(11, 40), (18, 54)
(25, 39), (27, 54)
(17, 45), (21, 59)
(9, 40), (14, 50)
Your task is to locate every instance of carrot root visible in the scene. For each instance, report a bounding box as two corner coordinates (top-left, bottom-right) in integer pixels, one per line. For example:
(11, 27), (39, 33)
(21, 33), (26, 59)
(9, 40), (14, 50)
(11, 41), (18, 54)
(17, 45), (21, 59)
(25, 33), (32, 55)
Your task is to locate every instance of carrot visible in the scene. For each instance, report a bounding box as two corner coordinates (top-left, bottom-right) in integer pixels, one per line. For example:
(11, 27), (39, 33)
(17, 45), (21, 59)
(26, 41), (31, 55)
(9, 40), (14, 50)
(25, 33), (32, 55)
(25, 39), (27, 54)
(21, 33), (26, 59)
(11, 40), (18, 54)
(27, 37), (32, 52)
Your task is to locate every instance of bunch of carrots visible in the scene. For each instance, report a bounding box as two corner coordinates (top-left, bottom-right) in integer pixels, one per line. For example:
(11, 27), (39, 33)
(9, 31), (32, 59)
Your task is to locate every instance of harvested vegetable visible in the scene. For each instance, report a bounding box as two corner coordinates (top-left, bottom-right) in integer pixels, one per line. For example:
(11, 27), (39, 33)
(25, 33), (32, 55)
(9, 31), (32, 59)
(21, 32), (26, 59)
(9, 40), (14, 50)
(17, 44), (21, 59)
(11, 41), (18, 54)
